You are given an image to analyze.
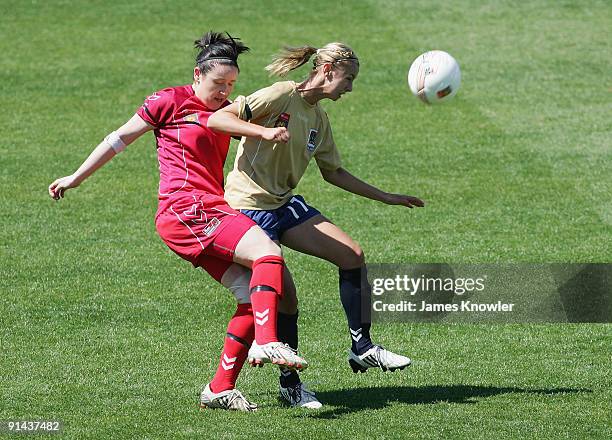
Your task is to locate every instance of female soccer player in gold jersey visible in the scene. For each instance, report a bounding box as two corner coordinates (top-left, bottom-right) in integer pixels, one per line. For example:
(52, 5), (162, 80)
(208, 42), (424, 408)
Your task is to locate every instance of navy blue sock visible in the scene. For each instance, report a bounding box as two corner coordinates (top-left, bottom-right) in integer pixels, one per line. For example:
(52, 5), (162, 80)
(339, 267), (374, 355)
(277, 311), (300, 387)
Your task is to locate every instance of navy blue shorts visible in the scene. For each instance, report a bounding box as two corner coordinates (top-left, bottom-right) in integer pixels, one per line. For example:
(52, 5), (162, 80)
(241, 195), (321, 241)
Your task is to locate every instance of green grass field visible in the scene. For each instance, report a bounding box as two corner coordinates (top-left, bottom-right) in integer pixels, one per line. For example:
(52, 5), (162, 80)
(1, 0), (610, 438)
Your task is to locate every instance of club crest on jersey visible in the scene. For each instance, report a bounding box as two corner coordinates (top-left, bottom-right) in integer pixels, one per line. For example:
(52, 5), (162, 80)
(183, 113), (199, 123)
(274, 113), (290, 128)
(306, 129), (318, 152)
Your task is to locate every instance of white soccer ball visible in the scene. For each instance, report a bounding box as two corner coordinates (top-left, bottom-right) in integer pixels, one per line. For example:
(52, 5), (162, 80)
(408, 50), (461, 104)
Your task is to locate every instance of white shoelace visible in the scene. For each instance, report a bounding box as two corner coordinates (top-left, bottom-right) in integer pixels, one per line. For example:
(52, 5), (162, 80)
(221, 390), (257, 411)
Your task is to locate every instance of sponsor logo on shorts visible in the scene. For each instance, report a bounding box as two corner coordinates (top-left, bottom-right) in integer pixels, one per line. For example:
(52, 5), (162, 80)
(203, 217), (221, 236)
(306, 129), (318, 152)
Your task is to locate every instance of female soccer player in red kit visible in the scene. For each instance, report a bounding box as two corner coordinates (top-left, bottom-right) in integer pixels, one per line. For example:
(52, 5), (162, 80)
(208, 42), (424, 408)
(48, 32), (307, 412)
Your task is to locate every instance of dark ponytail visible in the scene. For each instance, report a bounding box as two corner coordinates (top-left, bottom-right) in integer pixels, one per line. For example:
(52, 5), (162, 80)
(194, 31), (250, 74)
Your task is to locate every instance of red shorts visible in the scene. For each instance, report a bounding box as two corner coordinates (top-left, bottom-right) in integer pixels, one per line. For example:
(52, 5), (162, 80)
(156, 193), (256, 281)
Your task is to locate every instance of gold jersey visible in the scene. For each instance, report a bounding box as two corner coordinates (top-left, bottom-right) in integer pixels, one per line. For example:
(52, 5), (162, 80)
(224, 81), (341, 210)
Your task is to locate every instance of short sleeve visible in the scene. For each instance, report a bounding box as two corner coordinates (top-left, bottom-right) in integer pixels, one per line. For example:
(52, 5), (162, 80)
(233, 95), (251, 121)
(314, 111), (342, 171)
(238, 82), (293, 123)
(137, 90), (175, 128)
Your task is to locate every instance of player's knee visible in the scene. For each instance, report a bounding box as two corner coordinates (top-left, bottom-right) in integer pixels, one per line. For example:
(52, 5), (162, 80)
(259, 240), (282, 259)
(247, 241), (282, 263)
(235, 226), (282, 265)
(221, 264), (252, 304)
(342, 243), (365, 269)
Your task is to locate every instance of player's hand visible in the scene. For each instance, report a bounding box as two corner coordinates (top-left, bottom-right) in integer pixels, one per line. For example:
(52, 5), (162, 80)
(262, 127), (290, 143)
(384, 193), (425, 208)
(48, 175), (80, 200)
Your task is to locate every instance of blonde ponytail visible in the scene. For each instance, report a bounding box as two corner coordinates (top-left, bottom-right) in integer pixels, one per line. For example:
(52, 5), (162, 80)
(265, 46), (318, 77)
(265, 42), (358, 77)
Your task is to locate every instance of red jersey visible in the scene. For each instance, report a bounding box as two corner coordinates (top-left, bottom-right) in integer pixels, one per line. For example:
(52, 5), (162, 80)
(136, 85), (231, 215)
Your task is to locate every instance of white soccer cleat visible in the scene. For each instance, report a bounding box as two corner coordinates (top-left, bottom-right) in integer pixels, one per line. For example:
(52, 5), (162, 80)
(279, 382), (322, 409)
(198, 383), (258, 412)
(248, 341), (308, 371)
(348, 345), (411, 373)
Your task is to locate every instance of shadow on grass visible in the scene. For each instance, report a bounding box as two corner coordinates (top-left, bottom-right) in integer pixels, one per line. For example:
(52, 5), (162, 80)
(300, 385), (591, 419)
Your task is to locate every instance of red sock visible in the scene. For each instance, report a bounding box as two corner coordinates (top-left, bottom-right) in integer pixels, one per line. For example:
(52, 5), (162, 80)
(251, 290), (278, 344)
(250, 256), (284, 344)
(209, 303), (254, 393)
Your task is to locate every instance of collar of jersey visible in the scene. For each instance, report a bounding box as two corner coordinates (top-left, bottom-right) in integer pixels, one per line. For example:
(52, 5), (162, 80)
(291, 81), (317, 109)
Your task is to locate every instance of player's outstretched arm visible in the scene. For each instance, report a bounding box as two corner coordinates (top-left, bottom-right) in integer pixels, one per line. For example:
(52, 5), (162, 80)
(320, 166), (425, 208)
(48, 114), (153, 200)
(208, 102), (290, 143)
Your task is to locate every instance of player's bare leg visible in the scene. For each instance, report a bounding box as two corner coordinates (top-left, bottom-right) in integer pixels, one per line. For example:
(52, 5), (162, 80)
(281, 214), (411, 373)
(280, 214), (364, 269)
(233, 225), (283, 267)
(278, 267), (298, 315)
